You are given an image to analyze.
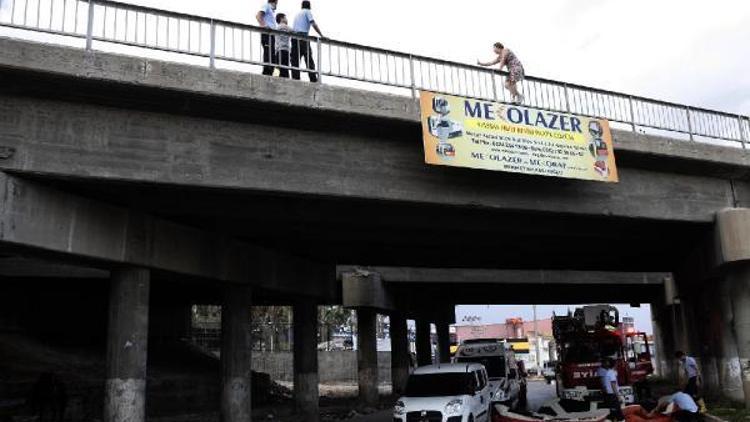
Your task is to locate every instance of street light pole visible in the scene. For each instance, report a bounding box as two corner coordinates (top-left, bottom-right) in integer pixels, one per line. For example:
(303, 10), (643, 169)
(533, 305), (541, 373)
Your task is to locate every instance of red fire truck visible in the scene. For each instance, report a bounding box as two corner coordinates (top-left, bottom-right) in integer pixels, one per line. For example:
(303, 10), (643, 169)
(552, 305), (653, 404)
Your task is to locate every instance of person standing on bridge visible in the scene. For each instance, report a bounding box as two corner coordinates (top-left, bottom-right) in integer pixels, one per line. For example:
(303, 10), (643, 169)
(291, 1), (324, 82)
(275, 14), (293, 78)
(477, 42), (525, 104)
(256, 0), (279, 76)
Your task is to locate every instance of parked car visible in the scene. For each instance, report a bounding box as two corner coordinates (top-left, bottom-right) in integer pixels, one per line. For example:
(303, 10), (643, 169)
(393, 363), (492, 422)
(454, 339), (525, 410)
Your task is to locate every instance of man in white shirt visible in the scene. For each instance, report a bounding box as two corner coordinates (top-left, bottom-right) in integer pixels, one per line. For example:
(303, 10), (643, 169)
(648, 391), (699, 422)
(255, 0), (279, 76)
(599, 358), (624, 422)
(291, 1), (324, 82)
(675, 351), (701, 398)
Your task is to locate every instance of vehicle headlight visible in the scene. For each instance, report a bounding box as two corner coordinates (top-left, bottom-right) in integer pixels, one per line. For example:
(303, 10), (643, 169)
(394, 400), (406, 416)
(444, 398), (464, 415)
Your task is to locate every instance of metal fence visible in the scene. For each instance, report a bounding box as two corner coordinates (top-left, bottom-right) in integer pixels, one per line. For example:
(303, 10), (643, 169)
(0, 0), (748, 148)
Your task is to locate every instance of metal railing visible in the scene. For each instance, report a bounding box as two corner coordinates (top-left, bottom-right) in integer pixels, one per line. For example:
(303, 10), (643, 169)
(0, 0), (748, 148)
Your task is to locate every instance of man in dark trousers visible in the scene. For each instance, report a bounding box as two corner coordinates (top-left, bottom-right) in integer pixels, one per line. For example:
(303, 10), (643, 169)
(256, 0), (279, 76)
(291, 1), (324, 82)
(675, 351), (701, 398)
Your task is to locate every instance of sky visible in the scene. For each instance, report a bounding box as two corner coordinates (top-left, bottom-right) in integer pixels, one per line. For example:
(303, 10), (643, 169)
(65, 0), (750, 114)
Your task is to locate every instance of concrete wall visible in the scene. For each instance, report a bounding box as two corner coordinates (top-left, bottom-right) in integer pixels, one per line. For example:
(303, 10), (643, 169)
(252, 351), (392, 384)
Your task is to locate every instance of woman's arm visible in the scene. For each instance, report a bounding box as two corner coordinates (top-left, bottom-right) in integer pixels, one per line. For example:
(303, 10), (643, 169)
(477, 55), (502, 67)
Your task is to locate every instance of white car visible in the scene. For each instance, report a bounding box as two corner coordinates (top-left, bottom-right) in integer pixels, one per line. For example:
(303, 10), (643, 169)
(454, 339), (524, 410)
(394, 363), (492, 422)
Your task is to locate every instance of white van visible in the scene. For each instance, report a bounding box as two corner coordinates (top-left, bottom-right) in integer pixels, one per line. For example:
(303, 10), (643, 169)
(394, 363), (492, 422)
(454, 339), (524, 410)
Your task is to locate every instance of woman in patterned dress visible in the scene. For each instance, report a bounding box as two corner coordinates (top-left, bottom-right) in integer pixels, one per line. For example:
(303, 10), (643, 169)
(478, 42), (525, 104)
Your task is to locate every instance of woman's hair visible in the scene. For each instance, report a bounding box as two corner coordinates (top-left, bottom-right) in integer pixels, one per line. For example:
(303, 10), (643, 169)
(494, 42), (504, 50)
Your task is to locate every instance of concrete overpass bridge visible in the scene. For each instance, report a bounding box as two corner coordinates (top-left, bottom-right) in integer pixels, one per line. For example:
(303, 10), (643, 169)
(0, 1), (750, 420)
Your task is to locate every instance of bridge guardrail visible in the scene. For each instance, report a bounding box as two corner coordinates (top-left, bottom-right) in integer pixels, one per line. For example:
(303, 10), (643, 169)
(1, 0), (748, 148)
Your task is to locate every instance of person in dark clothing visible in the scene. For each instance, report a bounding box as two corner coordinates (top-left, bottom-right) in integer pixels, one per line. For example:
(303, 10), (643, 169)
(291, 1), (324, 82)
(30, 373), (67, 422)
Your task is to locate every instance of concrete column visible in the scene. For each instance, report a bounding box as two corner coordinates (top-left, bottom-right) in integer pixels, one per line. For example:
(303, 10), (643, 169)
(416, 320), (432, 367)
(729, 264), (750, 407)
(357, 308), (379, 408)
(104, 267), (151, 422)
(221, 285), (252, 422)
(390, 312), (410, 395)
(651, 302), (677, 380)
(436, 320), (451, 364)
(712, 277), (745, 401)
(293, 301), (320, 421)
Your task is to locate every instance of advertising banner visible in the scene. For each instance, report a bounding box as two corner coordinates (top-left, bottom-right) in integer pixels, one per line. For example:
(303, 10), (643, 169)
(419, 91), (618, 183)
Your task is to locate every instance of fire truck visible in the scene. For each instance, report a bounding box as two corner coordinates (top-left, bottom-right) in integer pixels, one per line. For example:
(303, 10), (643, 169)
(552, 305), (653, 404)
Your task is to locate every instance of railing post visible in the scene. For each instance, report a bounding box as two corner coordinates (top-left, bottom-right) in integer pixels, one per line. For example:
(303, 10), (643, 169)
(408, 55), (416, 99)
(686, 106), (694, 141)
(491, 71), (498, 101)
(628, 95), (637, 132)
(563, 83), (571, 113)
(85, 0), (95, 51)
(316, 37), (322, 83)
(209, 20), (216, 69)
(739, 115), (748, 150)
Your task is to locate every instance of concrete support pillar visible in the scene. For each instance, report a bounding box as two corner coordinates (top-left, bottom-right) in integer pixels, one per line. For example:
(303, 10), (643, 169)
(390, 312), (410, 395)
(416, 320), (432, 367)
(104, 267), (151, 422)
(357, 308), (379, 408)
(293, 301), (320, 421)
(728, 265), (750, 406)
(713, 276), (745, 402)
(221, 285), (252, 422)
(436, 320), (451, 364)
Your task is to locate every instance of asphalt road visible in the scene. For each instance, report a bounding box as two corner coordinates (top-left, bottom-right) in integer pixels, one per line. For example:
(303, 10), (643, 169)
(352, 380), (558, 422)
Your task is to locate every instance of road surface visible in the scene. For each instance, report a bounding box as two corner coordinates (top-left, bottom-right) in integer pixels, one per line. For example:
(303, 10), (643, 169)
(351, 379), (558, 422)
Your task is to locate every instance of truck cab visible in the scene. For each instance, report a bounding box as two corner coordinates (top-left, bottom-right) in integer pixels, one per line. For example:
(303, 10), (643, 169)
(552, 305), (651, 404)
(454, 339), (524, 410)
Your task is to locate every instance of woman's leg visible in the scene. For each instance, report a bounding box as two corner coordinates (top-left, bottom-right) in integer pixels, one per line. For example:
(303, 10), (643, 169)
(504, 79), (517, 101)
(505, 79), (522, 103)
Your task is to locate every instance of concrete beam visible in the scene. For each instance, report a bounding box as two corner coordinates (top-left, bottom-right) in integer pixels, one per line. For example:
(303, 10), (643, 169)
(2, 37), (750, 182)
(341, 271), (394, 311)
(0, 94), (735, 223)
(338, 266), (669, 285)
(0, 173), (335, 300)
(716, 208), (750, 264)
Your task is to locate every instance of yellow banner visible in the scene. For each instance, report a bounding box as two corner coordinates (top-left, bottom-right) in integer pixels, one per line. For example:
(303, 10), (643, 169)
(420, 91), (618, 182)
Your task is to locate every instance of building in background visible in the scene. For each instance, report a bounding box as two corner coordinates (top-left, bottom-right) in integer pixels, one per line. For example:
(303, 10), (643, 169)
(454, 317), (557, 372)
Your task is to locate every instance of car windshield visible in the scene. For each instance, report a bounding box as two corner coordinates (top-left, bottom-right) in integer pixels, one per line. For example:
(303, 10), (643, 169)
(404, 373), (476, 397)
(456, 356), (506, 379)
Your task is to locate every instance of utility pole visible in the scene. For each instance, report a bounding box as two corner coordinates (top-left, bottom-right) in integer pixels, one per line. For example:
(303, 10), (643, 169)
(533, 305), (541, 373)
